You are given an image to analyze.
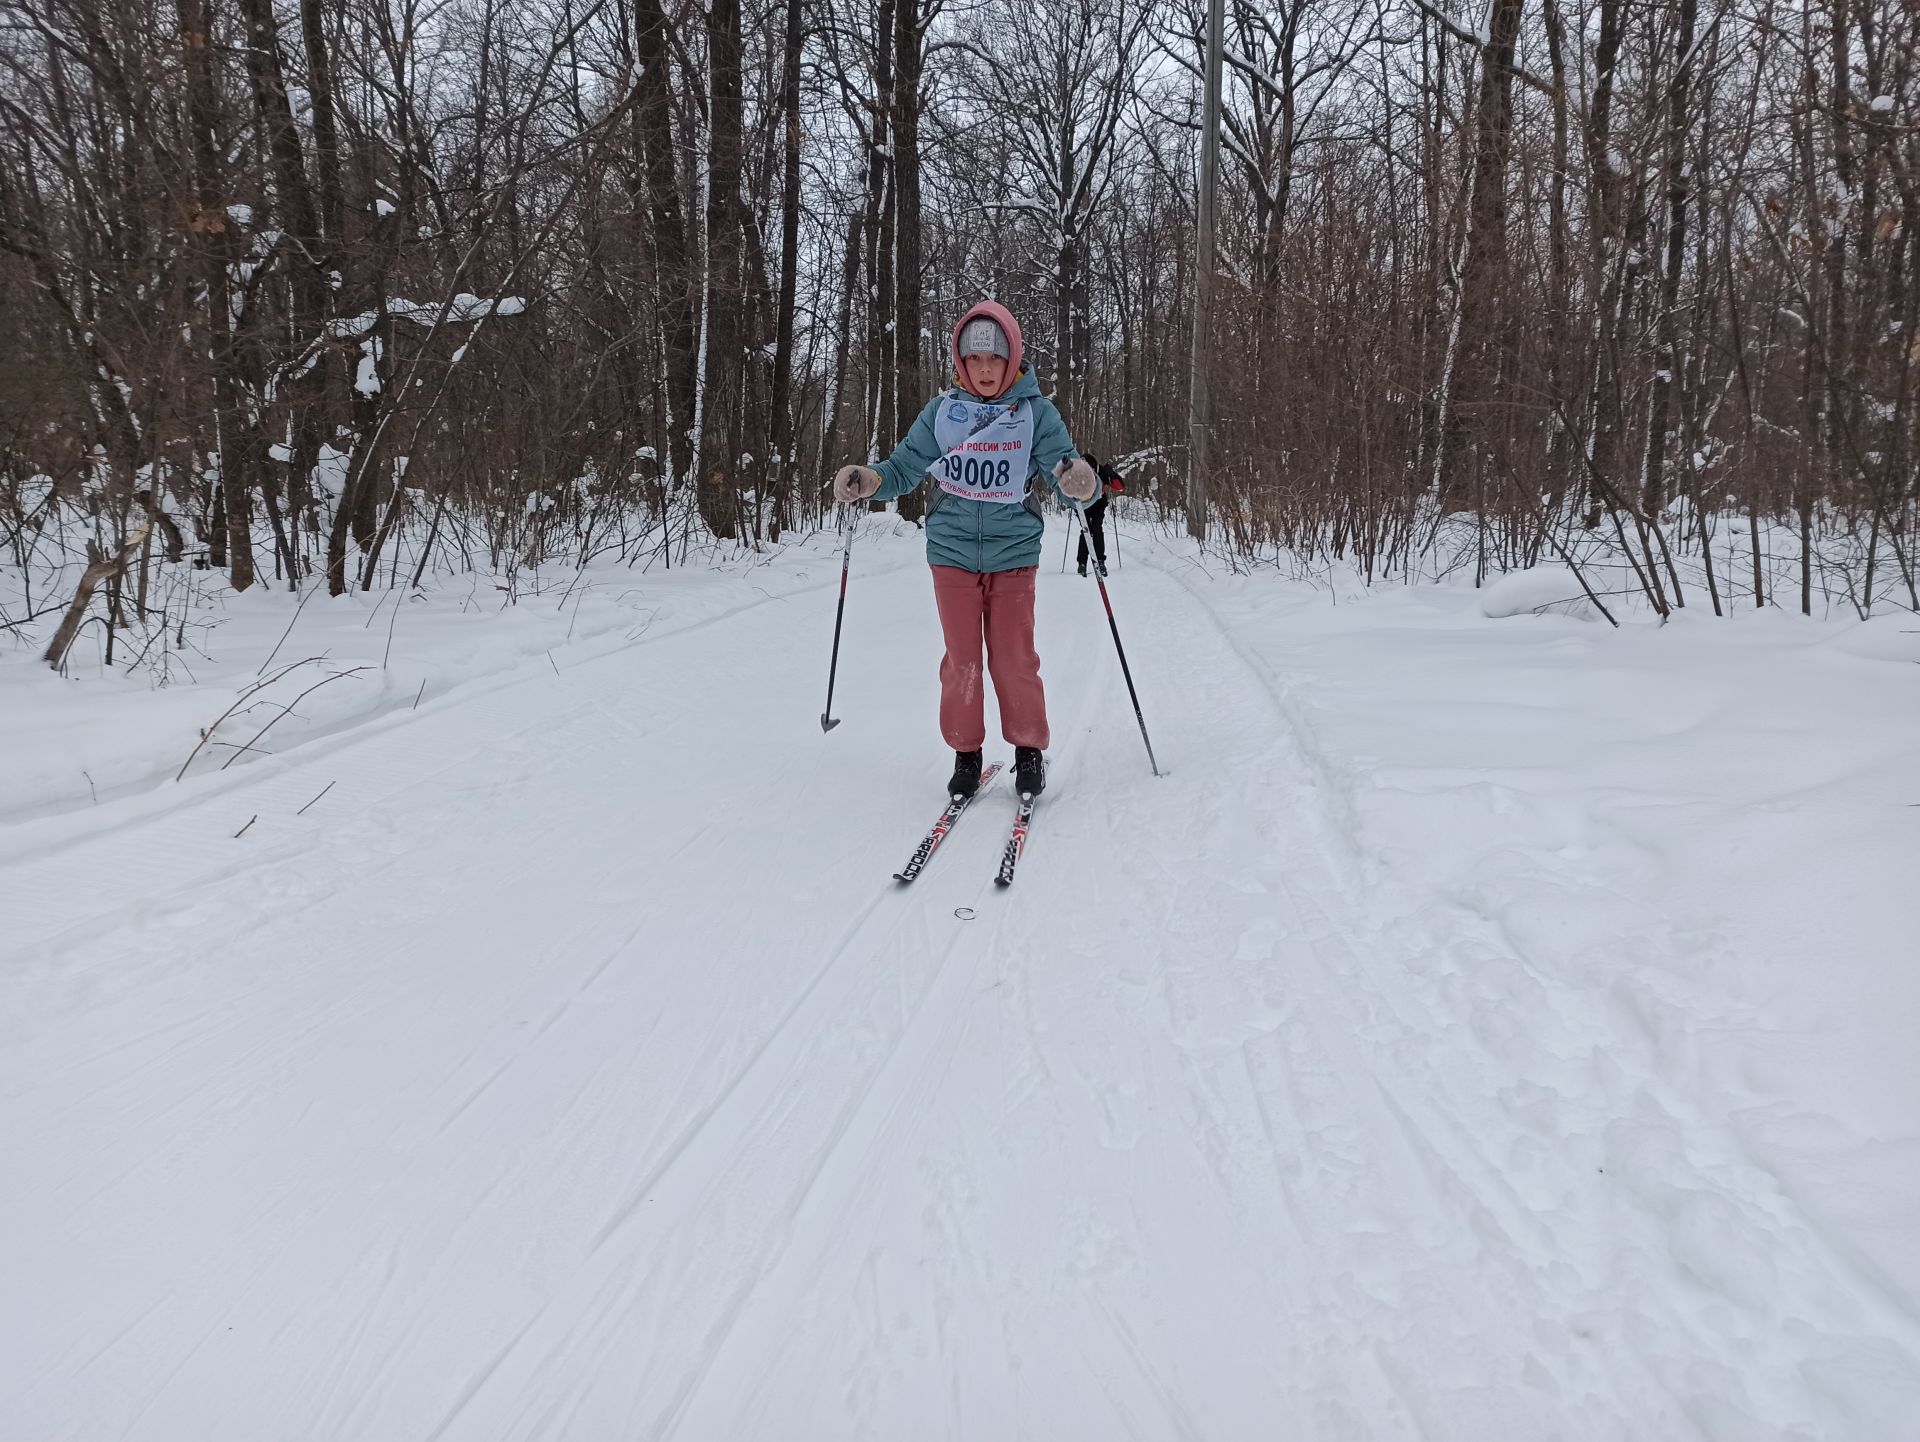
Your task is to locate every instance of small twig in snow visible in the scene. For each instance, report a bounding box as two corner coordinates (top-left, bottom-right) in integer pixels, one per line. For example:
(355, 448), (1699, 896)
(383, 589), (405, 668)
(258, 581), (319, 675)
(296, 780), (336, 816)
(565, 577), (592, 640)
(219, 666), (371, 771)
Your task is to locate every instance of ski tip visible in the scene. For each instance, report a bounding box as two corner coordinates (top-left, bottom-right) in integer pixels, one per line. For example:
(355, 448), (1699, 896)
(994, 876), (1012, 887)
(820, 715), (841, 733)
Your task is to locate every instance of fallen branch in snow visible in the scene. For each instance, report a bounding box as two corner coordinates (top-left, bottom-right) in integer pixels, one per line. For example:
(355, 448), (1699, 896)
(218, 666), (370, 771)
(202, 737), (277, 764)
(1498, 460), (1621, 627)
(42, 525), (152, 671)
(1533, 529), (1621, 626)
(176, 657), (328, 781)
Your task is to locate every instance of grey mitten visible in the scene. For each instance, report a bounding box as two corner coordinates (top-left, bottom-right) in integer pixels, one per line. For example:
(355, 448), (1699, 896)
(833, 465), (882, 503)
(1055, 457), (1099, 502)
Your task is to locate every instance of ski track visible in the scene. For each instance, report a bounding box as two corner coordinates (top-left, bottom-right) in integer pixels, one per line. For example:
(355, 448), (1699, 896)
(2, 521), (1913, 1440)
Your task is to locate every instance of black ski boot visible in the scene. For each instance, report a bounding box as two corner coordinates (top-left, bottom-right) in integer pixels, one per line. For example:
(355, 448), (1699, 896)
(1014, 746), (1046, 799)
(947, 749), (984, 799)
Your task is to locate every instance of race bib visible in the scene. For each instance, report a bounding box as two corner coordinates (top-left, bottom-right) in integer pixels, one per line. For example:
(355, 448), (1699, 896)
(928, 398), (1035, 505)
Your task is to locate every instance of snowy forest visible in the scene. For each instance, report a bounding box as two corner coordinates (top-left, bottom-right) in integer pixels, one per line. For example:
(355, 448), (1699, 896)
(4, 0), (1918, 627)
(4, 2), (1920, 1438)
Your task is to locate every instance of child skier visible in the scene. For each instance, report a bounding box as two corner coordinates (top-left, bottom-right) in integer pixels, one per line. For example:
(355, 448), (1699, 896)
(833, 300), (1099, 801)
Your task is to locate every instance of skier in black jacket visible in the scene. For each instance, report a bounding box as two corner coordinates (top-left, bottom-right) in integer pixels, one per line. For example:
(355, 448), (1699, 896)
(1075, 453), (1125, 577)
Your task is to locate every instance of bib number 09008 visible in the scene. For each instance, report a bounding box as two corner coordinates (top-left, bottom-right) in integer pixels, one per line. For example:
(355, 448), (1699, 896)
(939, 454), (1012, 490)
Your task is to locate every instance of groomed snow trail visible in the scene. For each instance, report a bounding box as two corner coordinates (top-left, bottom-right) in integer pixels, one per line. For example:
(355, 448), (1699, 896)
(3, 522), (1913, 1440)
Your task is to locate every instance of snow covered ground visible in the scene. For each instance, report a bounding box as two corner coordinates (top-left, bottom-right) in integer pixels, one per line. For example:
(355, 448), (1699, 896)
(3, 513), (1917, 1440)
(0, 529), (912, 826)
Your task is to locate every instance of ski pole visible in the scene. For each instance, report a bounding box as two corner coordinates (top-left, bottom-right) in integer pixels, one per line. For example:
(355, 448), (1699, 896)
(820, 504), (855, 732)
(1072, 499), (1161, 776)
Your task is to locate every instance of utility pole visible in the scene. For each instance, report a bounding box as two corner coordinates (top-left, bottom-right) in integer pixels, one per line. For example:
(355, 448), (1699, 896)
(1186, 0), (1225, 542)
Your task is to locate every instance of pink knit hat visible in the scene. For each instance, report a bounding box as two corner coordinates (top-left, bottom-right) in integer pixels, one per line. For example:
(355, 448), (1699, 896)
(950, 300), (1024, 400)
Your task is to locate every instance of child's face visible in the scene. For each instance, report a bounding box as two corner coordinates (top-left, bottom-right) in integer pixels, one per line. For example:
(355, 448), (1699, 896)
(961, 351), (1007, 397)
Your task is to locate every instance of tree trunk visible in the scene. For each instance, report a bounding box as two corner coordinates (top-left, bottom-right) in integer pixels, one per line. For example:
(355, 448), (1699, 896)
(176, 0), (256, 591)
(697, 0), (745, 539)
(300, 0), (346, 248)
(633, 0), (698, 511)
(865, 0), (898, 465)
(817, 208), (865, 490)
(1580, 0), (1628, 525)
(893, 0), (926, 523)
(1433, 0), (1524, 508)
(1639, 0), (1699, 522)
(766, 0), (805, 539)
(239, 0), (323, 587)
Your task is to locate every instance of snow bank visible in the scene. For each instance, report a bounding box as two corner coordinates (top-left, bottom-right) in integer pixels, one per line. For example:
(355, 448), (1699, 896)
(0, 520), (919, 827)
(1136, 531), (1920, 1435)
(1479, 564), (1599, 619)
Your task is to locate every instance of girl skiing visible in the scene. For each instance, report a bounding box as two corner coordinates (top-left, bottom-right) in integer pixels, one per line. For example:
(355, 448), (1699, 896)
(833, 300), (1100, 801)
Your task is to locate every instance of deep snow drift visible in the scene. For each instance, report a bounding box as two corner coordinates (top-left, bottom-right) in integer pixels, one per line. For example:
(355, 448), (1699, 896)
(3, 513), (1917, 1440)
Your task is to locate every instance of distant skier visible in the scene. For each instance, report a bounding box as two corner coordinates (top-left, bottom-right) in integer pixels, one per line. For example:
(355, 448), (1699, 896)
(1075, 453), (1125, 577)
(834, 300), (1099, 801)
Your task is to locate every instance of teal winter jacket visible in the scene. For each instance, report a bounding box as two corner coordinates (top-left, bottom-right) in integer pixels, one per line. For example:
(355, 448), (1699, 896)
(871, 367), (1080, 573)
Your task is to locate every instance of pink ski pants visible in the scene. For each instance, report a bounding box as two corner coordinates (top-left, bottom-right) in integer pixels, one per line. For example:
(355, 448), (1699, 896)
(929, 565), (1048, 752)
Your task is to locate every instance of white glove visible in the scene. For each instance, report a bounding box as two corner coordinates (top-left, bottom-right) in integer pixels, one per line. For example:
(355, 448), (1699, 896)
(1055, 457), (1099, 503)
(832, 465), (882, 504)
